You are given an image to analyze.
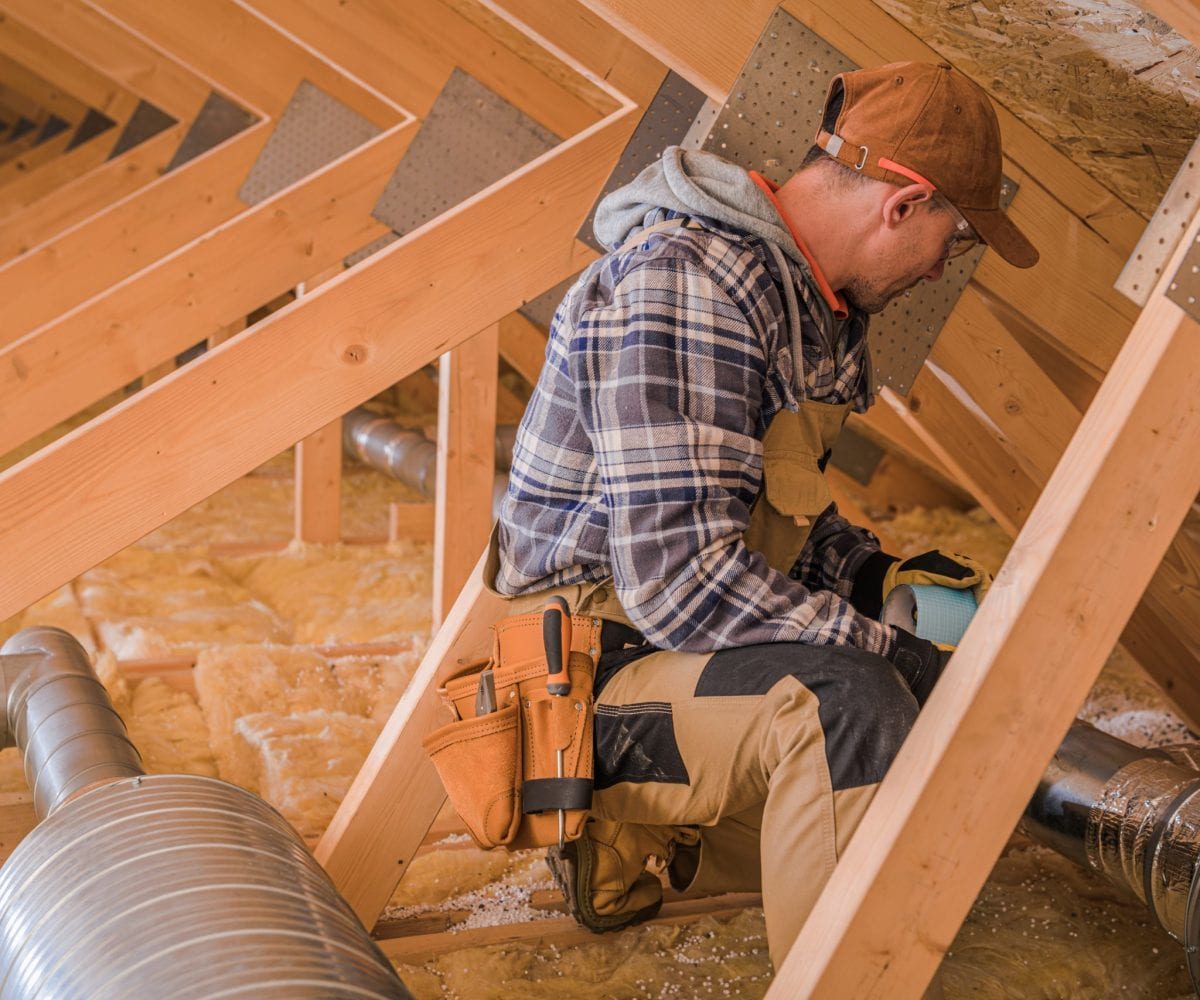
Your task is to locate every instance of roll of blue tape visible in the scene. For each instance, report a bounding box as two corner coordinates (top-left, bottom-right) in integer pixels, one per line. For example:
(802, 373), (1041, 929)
(880, 584), (978, 647)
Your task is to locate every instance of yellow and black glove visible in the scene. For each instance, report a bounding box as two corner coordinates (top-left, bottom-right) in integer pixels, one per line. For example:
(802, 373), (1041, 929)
(852, 549), (992, 619)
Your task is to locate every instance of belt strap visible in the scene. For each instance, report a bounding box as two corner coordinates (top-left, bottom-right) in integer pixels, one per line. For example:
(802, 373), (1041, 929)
(522, 777), (593, 814)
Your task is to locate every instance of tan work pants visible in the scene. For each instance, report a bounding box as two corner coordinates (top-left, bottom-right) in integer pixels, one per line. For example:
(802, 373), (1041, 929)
(589, 639), (918, 968)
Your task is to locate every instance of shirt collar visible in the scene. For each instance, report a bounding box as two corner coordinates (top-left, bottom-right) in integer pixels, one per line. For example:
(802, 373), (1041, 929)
(749, 171), (848, 320)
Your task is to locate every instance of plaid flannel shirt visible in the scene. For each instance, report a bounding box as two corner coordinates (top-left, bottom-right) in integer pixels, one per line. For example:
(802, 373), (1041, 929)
(496, 209), (896, 659)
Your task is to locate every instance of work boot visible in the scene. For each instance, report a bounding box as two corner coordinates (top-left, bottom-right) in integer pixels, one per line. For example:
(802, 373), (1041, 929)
(546, 819), (698, 933)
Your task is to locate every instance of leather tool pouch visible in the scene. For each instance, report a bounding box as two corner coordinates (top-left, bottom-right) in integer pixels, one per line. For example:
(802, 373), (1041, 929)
(421, 610), (600, 851)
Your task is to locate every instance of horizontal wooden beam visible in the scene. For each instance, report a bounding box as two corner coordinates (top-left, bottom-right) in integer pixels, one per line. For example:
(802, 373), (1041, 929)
(772, 213), (1200, 999)
(0, 105), (630, 622)
(0, 123), (415, 458)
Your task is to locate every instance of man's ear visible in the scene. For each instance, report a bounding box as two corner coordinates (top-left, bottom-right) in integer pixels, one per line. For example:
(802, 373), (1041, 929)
(881, 183), (934, 229)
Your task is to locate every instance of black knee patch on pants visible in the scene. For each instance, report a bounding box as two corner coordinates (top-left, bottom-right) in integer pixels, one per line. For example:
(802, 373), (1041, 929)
(594, 702), (690, 790)
(694, 643), (917, 790)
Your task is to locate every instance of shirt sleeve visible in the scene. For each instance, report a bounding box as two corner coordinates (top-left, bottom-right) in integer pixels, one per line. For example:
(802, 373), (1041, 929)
(790, 502), (884, 598)
(570, 246), (893, 658)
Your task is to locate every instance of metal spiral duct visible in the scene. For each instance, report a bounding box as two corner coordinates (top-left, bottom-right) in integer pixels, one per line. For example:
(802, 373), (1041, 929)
(0, 626), (410, 1000)
(1023, 720), (1200, 992)
(343, 406), (513, 513)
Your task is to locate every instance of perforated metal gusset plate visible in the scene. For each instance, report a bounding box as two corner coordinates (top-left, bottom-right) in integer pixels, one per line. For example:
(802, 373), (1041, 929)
(518, 271), (580, 331)
(36, 114), (70, 145)
(701, 7), (1019, 396)
(1166, 230), (1200, 322)
(66, 108), (115, 151)
(109, 100), (176, 160)
(1117, 136), (1200, 307)
(369, 69), (559, 237)
(166, 91), (257, 173)
(239, 80), (380, 206)
(828, 425), (884, 484)
(344, 232), (399, 270)
(576, 70), (710, 252)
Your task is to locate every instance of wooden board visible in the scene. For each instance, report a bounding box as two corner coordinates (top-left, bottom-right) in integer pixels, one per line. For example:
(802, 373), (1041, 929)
(433, 325), (499, 625)
(295, 419), (343, 544)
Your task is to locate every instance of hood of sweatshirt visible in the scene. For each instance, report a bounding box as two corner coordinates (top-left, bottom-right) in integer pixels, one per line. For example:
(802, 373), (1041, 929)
(593, 146), (809, 266)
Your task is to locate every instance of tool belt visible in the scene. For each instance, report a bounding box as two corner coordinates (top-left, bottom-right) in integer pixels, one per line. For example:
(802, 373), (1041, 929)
(421, 605), (603, 852)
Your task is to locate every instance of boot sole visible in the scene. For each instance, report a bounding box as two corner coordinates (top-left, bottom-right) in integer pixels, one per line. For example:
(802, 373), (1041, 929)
(545, 840), (663, 934)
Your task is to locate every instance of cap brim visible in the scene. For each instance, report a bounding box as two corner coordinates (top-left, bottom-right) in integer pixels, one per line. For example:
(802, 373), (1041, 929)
(958, 205), (1039, 268)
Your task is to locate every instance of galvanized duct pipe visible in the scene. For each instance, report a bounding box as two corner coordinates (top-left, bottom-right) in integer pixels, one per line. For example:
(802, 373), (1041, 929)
(0, 627), (144, 819)
(1023, 720), (1200, 991)
(0, 627), (410, 1000)
(343, 406), (513, 511)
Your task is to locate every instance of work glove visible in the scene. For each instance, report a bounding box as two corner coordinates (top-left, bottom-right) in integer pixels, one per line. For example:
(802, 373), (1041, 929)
(852, 549), (992, 619)
(888, 627), (954, 707)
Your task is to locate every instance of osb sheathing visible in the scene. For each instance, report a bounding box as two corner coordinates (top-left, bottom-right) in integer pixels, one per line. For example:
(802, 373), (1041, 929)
(878, 0), (1200, 215)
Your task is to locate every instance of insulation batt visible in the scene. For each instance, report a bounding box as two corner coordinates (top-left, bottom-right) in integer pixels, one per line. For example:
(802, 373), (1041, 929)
(217, 539), (433, 645)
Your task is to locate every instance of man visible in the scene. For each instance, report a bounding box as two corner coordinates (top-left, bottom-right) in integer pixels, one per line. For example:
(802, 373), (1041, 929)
(489, 62), (1038, 968)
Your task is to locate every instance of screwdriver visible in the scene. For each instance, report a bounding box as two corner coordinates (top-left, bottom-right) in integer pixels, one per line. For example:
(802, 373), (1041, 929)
(542, 596), (572, 846)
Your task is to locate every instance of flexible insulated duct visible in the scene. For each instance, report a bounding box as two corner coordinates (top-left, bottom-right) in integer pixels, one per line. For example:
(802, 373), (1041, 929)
(0, 627), (410, 1000)
(343, 406), (512, 513)
(1023, 720), (1200, 991)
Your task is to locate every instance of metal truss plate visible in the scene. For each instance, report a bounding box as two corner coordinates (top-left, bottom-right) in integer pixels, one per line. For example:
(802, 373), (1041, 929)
(166, 91), (257, 173)
(239, 80), (380, 205)
(1166, 231), (1200, 322)
(66, 108), (115, 151)
(109, 100), (176, 160)
(828, 424), (884, 484)
(576, 70), (710, 252)
(371, 68), (559, 237)
(1117, 135), (1200, 307)
(700, 7), (1017, 397)
(518, 272), (580, 331)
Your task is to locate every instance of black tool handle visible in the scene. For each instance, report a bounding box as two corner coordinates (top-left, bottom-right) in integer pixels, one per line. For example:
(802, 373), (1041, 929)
(542, 596), (572, 696)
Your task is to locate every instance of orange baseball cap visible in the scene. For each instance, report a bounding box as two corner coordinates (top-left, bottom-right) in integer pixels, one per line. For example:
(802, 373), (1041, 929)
(815, 61), (1038, 268)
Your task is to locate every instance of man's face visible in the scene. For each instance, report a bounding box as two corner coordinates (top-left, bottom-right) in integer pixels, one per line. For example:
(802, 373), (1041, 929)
(843, 203), (960, 315)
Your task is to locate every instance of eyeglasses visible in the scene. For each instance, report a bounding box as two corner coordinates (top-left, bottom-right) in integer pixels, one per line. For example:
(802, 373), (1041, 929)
(934, 193), (981, 260)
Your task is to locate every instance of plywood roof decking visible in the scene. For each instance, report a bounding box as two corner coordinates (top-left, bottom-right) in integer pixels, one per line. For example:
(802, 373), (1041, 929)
(877, 0), (1200, 216)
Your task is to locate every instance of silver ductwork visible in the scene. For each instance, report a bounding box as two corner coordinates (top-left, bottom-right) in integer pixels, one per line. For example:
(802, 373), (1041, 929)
(343, 406), (512, 514)
(0, 627), (410, 999)
(1023, 720), (1200, 991)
